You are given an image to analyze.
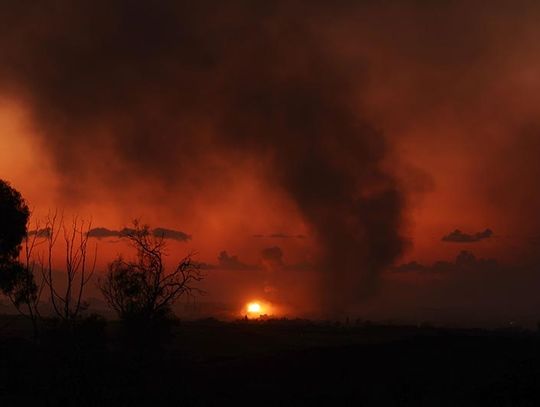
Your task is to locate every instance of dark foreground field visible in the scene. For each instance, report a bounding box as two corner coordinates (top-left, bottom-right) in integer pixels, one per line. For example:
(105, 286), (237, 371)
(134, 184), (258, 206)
(1, 317), (540, 406)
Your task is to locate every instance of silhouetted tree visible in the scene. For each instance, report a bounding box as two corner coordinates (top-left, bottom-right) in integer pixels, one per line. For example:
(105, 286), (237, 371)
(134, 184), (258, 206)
(0, 179), (29, 259)
(0, 179), (30, 290)
(0, 180), (45, 337)
(41, 212), (97, 322)
(4, 228), (46, 337)
(99, 221), (203, 322)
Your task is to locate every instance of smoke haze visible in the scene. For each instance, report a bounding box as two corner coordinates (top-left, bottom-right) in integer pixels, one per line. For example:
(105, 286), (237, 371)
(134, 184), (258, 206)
(2, 1), (540, 319)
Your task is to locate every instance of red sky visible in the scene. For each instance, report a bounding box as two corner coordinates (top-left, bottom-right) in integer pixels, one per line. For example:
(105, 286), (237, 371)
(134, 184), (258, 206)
(2, 1), (540, 324)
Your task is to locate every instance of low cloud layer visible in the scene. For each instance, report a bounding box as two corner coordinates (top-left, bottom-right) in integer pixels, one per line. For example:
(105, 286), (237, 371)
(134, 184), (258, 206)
(87, 226), (190, 242)
(442, 229), (493, 243)
(217, 251), (258, 271)
(202, 246), (312, 273)
(253, 233), (306, 239)
(393, 251), (498, 274)
(27, 228), (52, 238)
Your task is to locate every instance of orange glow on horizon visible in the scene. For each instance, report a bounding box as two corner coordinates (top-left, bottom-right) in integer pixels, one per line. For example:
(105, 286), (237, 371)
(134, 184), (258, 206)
(247, 302), (261, 313)
(244, 300), (273, 318)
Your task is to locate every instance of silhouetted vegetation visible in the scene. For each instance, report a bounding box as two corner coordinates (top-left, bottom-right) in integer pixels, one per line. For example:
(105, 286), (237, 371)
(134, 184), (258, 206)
(0, 179), (40, 336)
(99, 221), (202, 321)
(0, 179), (30, 297)
(41, 212), (97, 322)
(3, 180), (540, 406)
(0, 181), (102, 341)
(97, 221), (203, 348)
(1, 180), (204, 346)
(0, 179), (29, 262)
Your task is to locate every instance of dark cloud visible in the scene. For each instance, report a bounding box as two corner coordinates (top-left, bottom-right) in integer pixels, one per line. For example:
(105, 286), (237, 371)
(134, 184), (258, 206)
(152, 227), (191, 241)
(27, 227), (51, 238)
(392, 261), (427, 274)
(261, 246), (284, 271)
(268, 233), (290, 239)
(198, 251), (256, 271)
(253, 233), (306, 239)
(442, 229), (493, 243)
(526, 236), (540, 245)
(87, 227), (121, 239)
(268, 233), (306, 239)
(284, 261), (314, 272)
(259, 245), (313, 271)
(259, 246), (314, 272)
(198, 251), (259, 271)
(202, 246), (313, 273)
(87, 226), (190, 241)
(261, 246), (284, 263)
(393, 251), (499, 274)
(217, 251), (259, 271)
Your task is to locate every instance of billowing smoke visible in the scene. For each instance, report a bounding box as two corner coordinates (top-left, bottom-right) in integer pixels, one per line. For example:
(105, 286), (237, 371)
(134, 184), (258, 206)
(0, 1), (407, 313)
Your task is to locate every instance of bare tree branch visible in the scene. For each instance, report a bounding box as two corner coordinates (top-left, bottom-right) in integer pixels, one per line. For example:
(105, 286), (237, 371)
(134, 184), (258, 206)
(99, 221), (204, 321)
(41, 213), (98, 321)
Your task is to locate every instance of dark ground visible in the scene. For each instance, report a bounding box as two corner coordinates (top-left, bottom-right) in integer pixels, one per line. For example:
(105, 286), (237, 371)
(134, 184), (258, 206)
(1, 316), (540, 406)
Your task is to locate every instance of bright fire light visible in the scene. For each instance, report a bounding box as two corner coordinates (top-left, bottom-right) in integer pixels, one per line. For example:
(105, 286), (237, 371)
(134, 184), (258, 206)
(244, 300), (275, 318)
(247, 302), (262, 313)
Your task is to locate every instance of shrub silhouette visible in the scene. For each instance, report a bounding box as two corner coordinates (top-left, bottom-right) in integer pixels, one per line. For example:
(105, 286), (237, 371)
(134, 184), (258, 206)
(2, 261), (39, 309)
(99, 221), (203, 324)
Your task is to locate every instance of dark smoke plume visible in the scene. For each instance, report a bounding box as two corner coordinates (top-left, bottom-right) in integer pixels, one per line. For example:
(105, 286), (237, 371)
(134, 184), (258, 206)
(0, 1), (406, 313)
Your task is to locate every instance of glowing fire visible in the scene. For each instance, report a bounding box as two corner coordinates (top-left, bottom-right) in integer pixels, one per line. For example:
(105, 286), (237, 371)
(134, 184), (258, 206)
(247, 302), (261, 313)
(245, 300), (273, 318)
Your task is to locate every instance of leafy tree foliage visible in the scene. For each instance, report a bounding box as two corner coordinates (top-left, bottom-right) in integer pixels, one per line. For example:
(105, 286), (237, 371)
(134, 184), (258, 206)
(0, 179), (29, 260)
(0, 179), (30, 292)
